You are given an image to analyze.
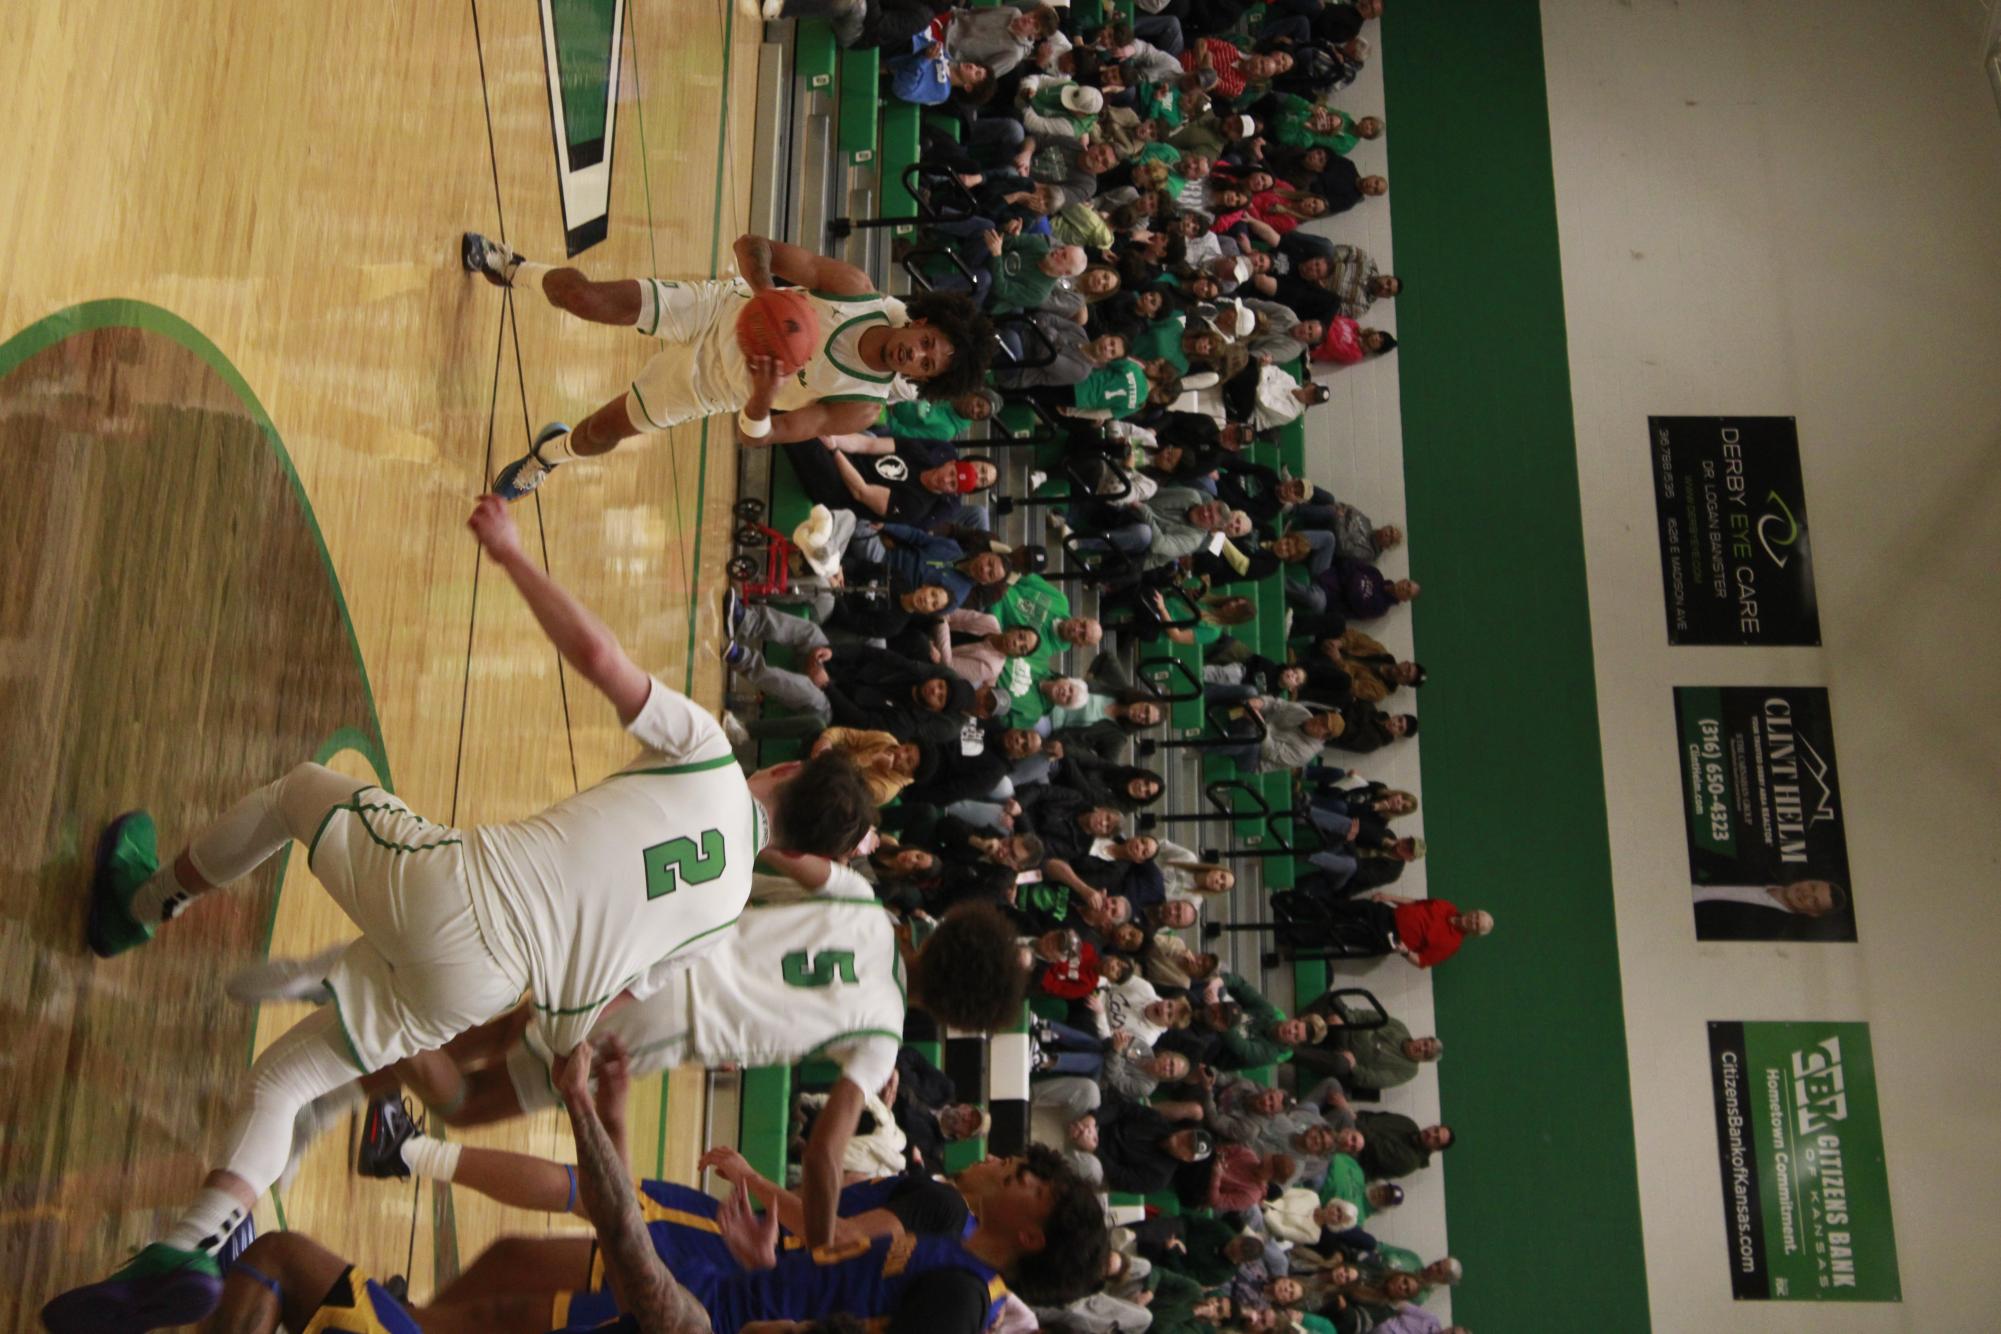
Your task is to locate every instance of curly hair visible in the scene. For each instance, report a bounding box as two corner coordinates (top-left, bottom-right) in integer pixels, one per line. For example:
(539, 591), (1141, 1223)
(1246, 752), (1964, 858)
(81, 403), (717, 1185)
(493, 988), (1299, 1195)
(908, 901), (1029, 1033)
(903, 291), (994, 402)
(1010, 1144), (1114, 1306)
(770, 749), (878, 857)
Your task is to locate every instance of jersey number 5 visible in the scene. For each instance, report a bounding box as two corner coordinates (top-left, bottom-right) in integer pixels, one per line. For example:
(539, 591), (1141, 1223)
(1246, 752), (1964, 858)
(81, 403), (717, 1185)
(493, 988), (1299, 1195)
(782, 949), (859, 988)
(642, 830), (727, 900)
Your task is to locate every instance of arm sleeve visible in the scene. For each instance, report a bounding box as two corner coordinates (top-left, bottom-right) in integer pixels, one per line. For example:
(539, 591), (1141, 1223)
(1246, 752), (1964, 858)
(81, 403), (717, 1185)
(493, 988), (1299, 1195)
(624, 676), (734, 763)
(884, 1178), (975, 1236)
(887, 1268), (991, 1334)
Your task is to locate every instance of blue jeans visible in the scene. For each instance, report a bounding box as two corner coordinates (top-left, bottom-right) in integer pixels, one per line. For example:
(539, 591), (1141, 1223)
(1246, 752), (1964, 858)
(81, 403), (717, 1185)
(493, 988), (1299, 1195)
(1033, 1018), (1105, 1078)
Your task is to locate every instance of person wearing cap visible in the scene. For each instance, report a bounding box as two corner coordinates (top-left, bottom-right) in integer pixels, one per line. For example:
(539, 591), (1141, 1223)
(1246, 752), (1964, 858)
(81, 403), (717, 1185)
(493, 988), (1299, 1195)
(1169, 109), (1259, 160)
(1232, 356), (1327, 430)
(785, 433), (996, 527)
(879, 387), (1003, 441)
(1019, 78), (1104, 141)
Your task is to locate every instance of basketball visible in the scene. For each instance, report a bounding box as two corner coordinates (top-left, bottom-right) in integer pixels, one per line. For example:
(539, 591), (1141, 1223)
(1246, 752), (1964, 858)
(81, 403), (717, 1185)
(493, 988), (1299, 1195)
(735, 287), (818, 372)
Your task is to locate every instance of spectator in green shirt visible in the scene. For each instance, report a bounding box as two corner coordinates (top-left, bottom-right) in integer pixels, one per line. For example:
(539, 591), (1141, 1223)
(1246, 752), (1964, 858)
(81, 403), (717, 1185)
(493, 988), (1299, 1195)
(986, 232), (1089, 313)
(878, 387), (1002, 441)
(1213, 971), (1327, 1069)
(1065, 356), (1151, 420)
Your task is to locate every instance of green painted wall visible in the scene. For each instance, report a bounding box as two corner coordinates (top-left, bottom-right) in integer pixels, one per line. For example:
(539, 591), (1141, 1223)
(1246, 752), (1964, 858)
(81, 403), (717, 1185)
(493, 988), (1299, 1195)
(1380, 5), (1651, 1328)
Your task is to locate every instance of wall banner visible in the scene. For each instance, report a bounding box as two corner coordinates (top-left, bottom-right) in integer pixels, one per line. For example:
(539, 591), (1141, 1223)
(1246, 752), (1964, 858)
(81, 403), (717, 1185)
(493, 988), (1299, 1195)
(1707, 1021), (1901, 1301)
(1674, 686), (1854, 941)
(1650, 415), (1820, 645)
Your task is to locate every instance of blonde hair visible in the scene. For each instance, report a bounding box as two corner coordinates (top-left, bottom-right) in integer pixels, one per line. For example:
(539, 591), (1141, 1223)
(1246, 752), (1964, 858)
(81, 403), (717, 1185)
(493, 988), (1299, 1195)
(1165, 859), (1235, 894)
(1201, 594), (1256, 627)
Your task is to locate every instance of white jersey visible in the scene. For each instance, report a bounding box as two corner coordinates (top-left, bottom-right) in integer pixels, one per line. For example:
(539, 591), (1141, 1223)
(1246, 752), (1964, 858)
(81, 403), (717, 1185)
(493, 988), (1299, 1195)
(632, 278), (915, 429)
(680, 867), (906, 1091)
(772, 289), (917, 412)
(463, 678), (764, 1057)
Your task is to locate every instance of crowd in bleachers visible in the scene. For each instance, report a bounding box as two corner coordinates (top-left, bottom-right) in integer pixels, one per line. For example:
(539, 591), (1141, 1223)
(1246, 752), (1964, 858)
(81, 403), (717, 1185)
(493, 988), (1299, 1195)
(731, 3), (1484, 1331)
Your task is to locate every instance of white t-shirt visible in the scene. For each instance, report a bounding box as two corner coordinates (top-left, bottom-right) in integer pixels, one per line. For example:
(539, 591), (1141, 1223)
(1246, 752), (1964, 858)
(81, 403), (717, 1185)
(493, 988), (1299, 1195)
(1691, 884), (1791, 912)
(1104, 973), (1166, 1047)
(675, 865), (904, 1094)
(464, 678), (763, 1057)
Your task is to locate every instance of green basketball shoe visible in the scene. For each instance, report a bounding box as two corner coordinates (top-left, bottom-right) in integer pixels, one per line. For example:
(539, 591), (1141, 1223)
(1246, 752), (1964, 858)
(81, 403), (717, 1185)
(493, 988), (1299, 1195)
(87, 810), (160, 958)
(40, 1241), (223, 1332)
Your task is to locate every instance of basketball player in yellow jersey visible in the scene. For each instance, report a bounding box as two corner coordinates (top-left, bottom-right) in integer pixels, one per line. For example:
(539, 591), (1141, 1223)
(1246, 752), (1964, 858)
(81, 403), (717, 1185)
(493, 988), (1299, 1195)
(42, 495), (877, 1334)
(461, 231), (994, 498)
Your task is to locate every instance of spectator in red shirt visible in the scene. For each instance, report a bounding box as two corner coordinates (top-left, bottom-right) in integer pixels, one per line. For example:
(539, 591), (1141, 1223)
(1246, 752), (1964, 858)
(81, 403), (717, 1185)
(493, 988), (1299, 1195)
(1181, 39), (1294, 103)
(1376, 895), (1493, 968)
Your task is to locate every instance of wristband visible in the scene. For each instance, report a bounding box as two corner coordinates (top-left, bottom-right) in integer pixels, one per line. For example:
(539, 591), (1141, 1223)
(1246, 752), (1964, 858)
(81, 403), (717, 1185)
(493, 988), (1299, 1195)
(739, 411), (772, 440)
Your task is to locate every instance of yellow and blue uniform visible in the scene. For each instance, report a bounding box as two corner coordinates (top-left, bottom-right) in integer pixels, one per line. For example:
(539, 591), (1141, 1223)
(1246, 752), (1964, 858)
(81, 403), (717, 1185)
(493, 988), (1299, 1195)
(299, 1268), (422, 1334)
(556, 1176), (927, 1328)
(557, 1219), (1007, 1334)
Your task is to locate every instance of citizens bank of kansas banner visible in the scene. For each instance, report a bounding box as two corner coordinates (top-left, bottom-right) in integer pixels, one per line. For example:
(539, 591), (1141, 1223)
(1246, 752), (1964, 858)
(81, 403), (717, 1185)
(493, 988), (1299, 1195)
(1650, 416), (1820, 645)
(1674, 686), (1854, 942)
(1707, 1022), (1900, 1301)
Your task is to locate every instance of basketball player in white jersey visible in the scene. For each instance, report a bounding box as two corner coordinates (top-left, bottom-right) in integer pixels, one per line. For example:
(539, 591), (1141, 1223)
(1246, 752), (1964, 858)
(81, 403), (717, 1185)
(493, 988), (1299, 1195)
(460, 231), (994, 498)
(41, 496), (878, 1334)
(247, 862), (1025, 1253)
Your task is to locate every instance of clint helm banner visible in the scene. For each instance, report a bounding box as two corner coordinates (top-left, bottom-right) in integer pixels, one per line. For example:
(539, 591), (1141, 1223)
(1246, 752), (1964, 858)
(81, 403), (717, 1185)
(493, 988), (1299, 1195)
(1674, 686), (1854, 942)
(1650, 416), (1820, 644)
(1707, 1021), (1901, 1301)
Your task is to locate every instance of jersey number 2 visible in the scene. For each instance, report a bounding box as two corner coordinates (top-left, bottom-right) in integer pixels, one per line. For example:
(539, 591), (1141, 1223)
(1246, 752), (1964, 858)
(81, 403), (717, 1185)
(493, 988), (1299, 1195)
(782, 949), (859, 988)
(642, 829), (726, 900)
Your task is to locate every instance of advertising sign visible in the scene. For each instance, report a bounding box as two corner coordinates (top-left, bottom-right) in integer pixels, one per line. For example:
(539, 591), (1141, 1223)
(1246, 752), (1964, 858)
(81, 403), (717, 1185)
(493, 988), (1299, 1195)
(1651, 416), (1820, 644)
(1674, 686), (1853, 941)
(1707, 1021), (1900, 1301)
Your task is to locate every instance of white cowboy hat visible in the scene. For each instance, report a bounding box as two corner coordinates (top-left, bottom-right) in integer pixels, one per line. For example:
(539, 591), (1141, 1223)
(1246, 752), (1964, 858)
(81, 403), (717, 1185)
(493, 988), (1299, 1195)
(793, 504), (857, 582)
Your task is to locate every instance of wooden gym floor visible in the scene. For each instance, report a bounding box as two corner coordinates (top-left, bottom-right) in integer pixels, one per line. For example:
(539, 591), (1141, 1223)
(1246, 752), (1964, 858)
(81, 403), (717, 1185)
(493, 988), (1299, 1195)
(0, 1), (762, 1324)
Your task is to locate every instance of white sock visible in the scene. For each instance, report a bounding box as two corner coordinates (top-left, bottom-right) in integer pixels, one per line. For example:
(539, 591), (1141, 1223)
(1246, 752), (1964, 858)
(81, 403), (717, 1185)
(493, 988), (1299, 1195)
(515, 260), (553, 294)
(161, 1187), (248, 1255)
(400, 1134), (462, 1182)
(540, 430), (579, 463)
(129, 863), (197, 927)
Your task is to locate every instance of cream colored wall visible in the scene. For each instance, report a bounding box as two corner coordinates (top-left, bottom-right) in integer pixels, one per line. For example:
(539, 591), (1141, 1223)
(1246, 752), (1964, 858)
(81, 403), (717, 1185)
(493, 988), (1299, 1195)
(1539, 1), (2001, 1327)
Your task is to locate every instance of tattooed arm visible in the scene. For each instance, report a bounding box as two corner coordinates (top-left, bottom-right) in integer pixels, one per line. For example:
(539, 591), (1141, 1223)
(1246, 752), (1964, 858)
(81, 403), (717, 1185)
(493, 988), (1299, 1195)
(558, 1042), (713, 1334)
